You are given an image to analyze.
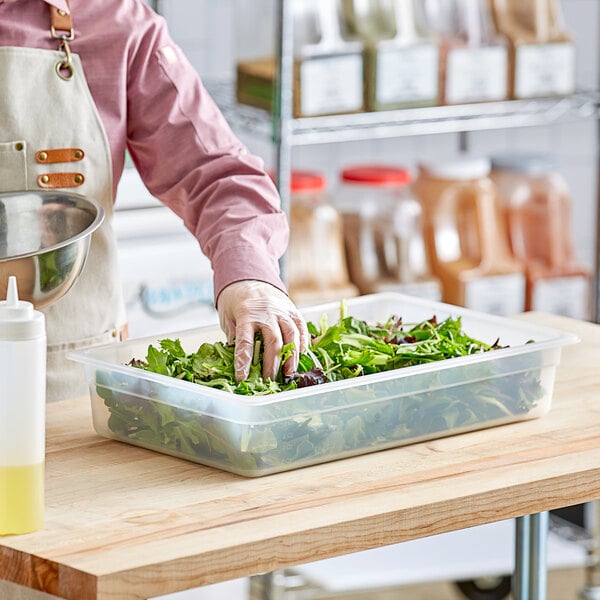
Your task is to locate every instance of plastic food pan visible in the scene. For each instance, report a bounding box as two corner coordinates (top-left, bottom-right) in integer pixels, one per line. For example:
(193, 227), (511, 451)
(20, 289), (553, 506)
(69, 293), (578, 477)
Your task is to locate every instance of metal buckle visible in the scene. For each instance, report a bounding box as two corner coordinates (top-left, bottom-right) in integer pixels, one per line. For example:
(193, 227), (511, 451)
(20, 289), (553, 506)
(55, 38), (75, 81)
(50, 25), (74, 41)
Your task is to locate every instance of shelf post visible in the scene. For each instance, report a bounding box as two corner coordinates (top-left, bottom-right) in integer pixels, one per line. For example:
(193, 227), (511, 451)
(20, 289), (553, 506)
(273, 0), (294, 284)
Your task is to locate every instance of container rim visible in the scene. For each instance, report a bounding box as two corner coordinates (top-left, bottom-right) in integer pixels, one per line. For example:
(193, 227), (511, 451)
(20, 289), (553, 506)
(69, 293), (580, 407)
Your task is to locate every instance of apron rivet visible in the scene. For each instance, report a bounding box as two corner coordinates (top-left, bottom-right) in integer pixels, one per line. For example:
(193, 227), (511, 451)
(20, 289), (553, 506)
(41, 175), (49, 184)
(74, 150), (83, 159)
(74, 174), (84, 184)
(57, 9), (66, 16)
(39, 151), (48, 161)
(15, 143), (24, 151)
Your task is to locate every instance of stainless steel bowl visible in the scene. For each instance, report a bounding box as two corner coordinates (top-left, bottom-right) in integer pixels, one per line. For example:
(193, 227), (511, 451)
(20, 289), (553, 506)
(0, 191), (104, 308)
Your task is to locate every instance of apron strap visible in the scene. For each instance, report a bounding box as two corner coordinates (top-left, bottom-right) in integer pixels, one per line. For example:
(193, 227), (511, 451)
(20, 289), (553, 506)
(49, 1), (74, 42)
(49, 0), (75, 81)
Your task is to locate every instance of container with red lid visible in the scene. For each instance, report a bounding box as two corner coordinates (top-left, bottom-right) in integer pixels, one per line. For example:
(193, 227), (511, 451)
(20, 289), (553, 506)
(286, 170), (359, 306)
(336, 164), (441, 300)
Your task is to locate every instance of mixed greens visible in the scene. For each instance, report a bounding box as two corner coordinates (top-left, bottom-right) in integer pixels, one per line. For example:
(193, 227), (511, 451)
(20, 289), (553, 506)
(127, 305), (506, 395)
(95, 304), (544, 475)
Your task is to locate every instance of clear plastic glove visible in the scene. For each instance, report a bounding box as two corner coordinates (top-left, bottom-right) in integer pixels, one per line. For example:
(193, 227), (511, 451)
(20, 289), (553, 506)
(217, 280), (309, 382)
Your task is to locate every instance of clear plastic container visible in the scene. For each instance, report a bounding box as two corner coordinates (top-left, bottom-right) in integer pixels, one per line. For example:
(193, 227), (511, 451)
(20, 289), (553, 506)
(69, 292), (577, 477)
(491, 0), (576, 99)
(236, 0), (365, 117)
(422, 0), (509, 104)
(70, 293), (577, 477)
(412, 157), (526, 315)
(340, 0), (440, 110)
(286, 170), (359, 306)
(337, 165), (441, 301)
(490, 153), (591, 319)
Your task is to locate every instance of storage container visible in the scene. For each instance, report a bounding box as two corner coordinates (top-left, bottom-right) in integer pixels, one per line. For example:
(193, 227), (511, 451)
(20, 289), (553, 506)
(236, 0), (365, 117)
(340, 0), (440, 110)
(490, 153), (591, 319)
(286, 170), (359, 305)
(491, 0), (576, 99)
(421, 0), (509, 104)
(413, 158), (525, 315)
(70, 293), (577, 477)
(337, 165), (441, 300)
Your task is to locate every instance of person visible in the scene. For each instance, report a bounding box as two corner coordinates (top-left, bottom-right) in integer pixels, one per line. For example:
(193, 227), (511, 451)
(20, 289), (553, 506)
(0, 0), (309, 405)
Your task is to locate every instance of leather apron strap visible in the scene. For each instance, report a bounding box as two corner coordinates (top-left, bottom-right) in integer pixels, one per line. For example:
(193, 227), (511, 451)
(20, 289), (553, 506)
(49, 0), (73, 41)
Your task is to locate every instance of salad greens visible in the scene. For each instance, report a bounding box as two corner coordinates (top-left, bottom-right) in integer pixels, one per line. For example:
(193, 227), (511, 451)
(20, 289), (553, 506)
(127, 304), (505, 395)
(95, 304), (544, 476)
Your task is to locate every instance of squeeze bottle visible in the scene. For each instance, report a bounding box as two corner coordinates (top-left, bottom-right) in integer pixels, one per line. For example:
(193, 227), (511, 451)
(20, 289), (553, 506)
(0, 275), (46, 535)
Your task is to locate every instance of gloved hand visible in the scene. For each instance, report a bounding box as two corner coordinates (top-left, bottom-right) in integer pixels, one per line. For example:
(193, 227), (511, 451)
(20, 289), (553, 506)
(217, 280), (309, 382)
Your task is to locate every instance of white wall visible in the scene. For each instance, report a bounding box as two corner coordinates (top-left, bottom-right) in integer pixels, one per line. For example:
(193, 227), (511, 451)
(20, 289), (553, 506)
(155, 0), (599, 273)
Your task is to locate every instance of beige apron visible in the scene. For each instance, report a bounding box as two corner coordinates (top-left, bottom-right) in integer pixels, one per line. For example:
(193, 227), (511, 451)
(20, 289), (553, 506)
(0, 10), (125, 404)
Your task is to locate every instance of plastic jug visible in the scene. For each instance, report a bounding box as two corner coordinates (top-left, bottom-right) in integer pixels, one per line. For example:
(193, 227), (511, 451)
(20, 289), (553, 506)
(341, 0), (440, 110)
(337, 165), (441, 300)
(0, 276), (46, 535)
(491, 153), (591, 319)
(422, 0), (509, 104)
(413, 158), (525, 315)
(491, 0), (575, 98)
(236, 0), (364, 117)
(286, 170), (359, 306)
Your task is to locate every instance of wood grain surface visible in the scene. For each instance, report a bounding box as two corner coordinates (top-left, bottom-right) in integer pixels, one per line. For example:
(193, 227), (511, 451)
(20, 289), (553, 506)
(1, 312), (599, 600)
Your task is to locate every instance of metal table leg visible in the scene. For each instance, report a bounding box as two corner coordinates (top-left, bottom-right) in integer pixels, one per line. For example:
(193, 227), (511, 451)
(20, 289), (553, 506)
(515, 515), (531, 599)
(514, 512), (549, 600)
(530, 511), (549, 600)
(580, 500), (600, 600)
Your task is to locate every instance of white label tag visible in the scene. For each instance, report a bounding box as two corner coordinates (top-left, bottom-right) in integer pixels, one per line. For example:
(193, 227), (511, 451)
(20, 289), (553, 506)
(375, 43), (439, 105)
(515, 43), (576, 98)
(464, 274), (526, 316)
(531, 276), (590, 320)
(300, 54), (363, 116)
(446, 46), (508, 103)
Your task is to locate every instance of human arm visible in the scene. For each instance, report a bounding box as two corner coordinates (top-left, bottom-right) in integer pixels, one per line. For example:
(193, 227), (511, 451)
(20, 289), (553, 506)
(123, 8), (306, 377)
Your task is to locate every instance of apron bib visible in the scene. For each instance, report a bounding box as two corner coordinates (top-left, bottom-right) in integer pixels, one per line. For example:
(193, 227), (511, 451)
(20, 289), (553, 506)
(0, 29), (125, 402)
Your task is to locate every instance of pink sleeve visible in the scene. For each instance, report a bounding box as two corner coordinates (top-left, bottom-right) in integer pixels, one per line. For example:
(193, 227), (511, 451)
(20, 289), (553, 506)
(124, 21), (288, 303)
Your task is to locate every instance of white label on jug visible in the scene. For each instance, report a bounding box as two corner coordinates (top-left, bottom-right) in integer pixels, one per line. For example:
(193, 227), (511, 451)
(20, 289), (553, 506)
(446, 46), (508, 104)
(531, 276), (590, 320)
(464, 274), (526, 316)
(515, 43), (575, 98)
(300, 54), (363, 116)
(376, 43), (439, 105)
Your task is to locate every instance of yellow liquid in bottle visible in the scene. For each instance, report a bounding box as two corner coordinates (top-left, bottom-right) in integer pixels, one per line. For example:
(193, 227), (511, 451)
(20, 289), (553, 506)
(0, 462), (44, 535)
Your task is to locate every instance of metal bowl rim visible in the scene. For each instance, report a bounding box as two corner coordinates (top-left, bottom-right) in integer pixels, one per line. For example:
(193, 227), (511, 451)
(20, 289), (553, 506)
(0, 190), (105, 262)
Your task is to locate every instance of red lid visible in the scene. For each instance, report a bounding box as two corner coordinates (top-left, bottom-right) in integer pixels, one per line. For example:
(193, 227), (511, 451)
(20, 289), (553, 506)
(269, 170), (327, 193)
(290, 170), (327, 193)
(341, 165), (412, 187)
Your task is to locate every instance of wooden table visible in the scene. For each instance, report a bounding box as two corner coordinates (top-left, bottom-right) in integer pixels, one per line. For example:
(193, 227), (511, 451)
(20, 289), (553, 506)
(1, 313), (600, 600)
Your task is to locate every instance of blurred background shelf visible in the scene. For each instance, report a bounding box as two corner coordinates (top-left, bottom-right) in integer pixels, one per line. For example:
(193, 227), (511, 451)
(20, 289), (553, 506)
(207, 80), (600, 145)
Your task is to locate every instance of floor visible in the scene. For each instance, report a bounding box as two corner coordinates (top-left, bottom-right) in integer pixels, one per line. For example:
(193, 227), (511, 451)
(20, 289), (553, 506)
(317, 568), (586, 600)
(158, 566), (588, 600)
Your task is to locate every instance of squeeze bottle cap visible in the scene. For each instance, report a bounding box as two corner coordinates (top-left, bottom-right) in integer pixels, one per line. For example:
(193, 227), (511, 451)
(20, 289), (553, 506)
(0, 276), (45, 340)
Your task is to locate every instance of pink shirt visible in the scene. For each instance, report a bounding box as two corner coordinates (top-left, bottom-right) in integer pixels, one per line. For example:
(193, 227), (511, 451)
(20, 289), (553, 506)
(0, 0), (289, 301)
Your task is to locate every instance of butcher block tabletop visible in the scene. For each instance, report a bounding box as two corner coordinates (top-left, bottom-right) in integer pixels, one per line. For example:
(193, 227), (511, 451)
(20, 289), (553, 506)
(1, 312), (599, 600)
